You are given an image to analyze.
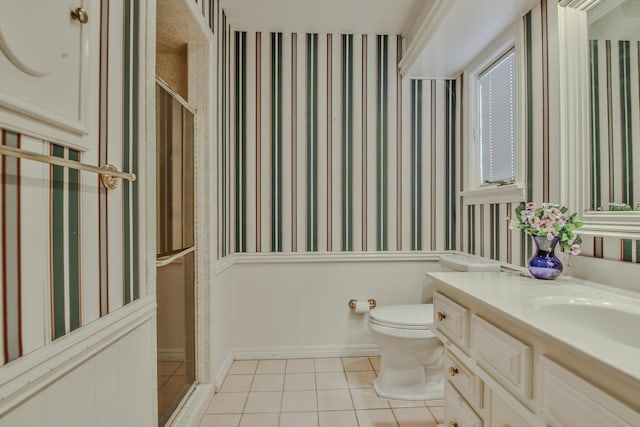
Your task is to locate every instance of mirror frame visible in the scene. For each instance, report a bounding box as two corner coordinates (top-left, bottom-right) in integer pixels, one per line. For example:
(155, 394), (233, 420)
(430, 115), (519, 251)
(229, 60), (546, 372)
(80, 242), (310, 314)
(558, 0), (640, 239)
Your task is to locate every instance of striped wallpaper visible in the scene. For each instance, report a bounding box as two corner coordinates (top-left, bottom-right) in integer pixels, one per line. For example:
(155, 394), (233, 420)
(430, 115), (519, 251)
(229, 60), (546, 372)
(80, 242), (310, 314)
(193, 0), (216, 33)
(2, 130), (23, 362)
(123, 0), (141, 306)
(218, 10), (230, 258)
(213, 3), (640, 264)
(588, 39), (639, 210)
(0, 0), (141, 366)
(50, 144), (82, 339)
(588, 38), (640, 263)
(218, 30), (460, 256)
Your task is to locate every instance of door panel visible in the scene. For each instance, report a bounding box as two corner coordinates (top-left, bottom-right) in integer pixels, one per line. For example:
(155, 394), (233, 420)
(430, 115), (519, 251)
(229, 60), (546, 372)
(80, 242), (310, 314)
(155, 81), (196, 426)
(0, 0), (93, 141)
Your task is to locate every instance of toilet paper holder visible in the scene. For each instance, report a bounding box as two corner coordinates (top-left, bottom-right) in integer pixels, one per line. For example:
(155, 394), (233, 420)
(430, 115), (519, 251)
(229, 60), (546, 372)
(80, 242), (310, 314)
(348, 299), (377, 310)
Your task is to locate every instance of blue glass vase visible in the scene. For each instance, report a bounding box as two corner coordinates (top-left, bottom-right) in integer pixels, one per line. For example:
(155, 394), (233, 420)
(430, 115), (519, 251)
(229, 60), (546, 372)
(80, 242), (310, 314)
(527, 236), (563, 280)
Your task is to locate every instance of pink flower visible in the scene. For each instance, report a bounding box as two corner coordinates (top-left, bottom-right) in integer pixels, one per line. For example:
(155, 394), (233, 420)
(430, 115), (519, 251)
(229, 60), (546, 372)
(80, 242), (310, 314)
(547, 208), (562, 221)
(513, 202), (582, 254)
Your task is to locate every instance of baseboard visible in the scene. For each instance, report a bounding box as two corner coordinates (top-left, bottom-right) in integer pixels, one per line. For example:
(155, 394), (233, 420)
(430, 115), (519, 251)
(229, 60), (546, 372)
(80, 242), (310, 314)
(233, 344), (380, 360)
(158, 348), (185, 362)
(167, 383), (215, 427)
(215, 352), (235, 391)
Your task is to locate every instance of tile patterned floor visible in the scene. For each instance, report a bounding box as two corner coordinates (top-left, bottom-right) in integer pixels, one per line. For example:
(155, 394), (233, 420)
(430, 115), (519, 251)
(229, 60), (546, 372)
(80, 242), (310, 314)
(199, 357), (444, 427)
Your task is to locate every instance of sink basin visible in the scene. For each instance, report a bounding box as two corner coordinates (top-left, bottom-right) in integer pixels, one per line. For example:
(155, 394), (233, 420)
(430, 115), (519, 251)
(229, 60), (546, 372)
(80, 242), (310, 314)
(530, 296), (640, 348)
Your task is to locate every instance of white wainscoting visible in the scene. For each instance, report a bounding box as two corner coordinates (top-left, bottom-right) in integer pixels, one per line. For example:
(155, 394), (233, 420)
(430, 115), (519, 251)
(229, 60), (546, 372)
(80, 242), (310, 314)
(211, 253), (451, 369)
(0, 301), (156, 427)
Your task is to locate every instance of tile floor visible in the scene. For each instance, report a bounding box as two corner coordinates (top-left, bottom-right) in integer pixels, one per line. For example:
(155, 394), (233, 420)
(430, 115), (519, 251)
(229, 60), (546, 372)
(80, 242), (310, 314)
(199, 357), (444, 427)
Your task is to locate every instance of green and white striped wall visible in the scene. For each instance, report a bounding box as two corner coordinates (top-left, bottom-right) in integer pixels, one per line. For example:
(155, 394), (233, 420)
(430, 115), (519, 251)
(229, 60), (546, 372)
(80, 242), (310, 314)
(219, 30), (460, 256)
(219, 1), (640, 265)
(588, 39), (639, 210)
(588, 38), (640, 262)
(0, 0), (141, 366)
(215, 4), (639, 263)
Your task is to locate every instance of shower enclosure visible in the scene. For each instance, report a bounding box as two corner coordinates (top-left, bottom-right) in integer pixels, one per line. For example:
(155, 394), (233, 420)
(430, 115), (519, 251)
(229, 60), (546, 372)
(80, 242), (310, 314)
(155, 80), (196, 426)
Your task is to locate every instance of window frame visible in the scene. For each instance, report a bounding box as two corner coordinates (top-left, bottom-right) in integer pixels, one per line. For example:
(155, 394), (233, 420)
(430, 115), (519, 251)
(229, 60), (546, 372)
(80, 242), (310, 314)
(462, 20), (527, 205)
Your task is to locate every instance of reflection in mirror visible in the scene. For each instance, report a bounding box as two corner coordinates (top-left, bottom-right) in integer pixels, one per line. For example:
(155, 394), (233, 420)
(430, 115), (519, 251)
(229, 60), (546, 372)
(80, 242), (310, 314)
(558, 0), (640, 239)
(587, 0), (640, 212)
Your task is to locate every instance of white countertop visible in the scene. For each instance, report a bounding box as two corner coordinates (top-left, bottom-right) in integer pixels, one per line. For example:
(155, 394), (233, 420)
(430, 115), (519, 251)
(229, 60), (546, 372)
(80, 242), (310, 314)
(429, 271), (640, 384)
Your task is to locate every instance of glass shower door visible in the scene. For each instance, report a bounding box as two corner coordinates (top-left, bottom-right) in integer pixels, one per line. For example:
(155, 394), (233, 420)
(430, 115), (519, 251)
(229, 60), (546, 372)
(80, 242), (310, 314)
(155, 80), (196, 426)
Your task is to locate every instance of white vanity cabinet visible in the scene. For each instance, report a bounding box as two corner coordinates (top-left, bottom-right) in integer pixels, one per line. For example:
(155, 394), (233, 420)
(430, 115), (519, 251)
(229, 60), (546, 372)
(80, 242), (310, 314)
(471, 315), (532, 402)
(537, 357), (640, 427)
(489, 392), (530, 427)
(444, 351), (483, 409)
(435, 291), (539, 427)
(431, 273), (640, 427)
(445, 380), (484, 427)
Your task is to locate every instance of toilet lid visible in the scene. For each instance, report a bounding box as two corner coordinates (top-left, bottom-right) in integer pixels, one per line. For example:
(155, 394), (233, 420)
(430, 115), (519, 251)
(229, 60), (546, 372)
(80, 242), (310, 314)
(369, 304), (434, 327)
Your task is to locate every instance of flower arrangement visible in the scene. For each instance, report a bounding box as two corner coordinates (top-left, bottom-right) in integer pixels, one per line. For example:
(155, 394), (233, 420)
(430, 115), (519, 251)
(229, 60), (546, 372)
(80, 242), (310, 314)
(510, 202), (583, 255)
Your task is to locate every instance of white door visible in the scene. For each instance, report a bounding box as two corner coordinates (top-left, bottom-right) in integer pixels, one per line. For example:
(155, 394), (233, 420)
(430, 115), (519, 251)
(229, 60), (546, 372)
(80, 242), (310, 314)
(0, 0), (95, 148)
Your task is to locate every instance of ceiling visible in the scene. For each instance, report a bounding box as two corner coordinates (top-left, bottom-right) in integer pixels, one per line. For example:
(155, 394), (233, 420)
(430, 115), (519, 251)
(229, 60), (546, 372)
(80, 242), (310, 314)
(401, 0), (539, 78)
(589, 0), (640, 40)
(220, 0), (420, 34)
(157, 0), (543, 79)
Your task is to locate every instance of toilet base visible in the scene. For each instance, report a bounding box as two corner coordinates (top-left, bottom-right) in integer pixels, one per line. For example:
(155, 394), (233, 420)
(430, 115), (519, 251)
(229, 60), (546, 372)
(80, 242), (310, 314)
(369, 330), (444, 401)
(373, 377), (444, 401)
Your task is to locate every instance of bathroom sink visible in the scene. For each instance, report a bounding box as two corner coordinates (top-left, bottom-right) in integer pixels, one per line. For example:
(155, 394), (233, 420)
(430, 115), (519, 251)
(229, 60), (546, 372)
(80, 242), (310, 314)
(530, 296), (640, 348)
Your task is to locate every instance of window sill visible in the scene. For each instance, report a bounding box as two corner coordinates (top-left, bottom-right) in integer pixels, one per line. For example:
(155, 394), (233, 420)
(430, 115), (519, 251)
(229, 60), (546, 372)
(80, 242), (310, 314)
(461, 183), (526, 205)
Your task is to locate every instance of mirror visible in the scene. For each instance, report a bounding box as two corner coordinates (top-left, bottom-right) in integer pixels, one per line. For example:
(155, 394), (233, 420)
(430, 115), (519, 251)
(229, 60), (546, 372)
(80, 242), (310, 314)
(558, 0), (640, 239)
(587, 0), (640, 212)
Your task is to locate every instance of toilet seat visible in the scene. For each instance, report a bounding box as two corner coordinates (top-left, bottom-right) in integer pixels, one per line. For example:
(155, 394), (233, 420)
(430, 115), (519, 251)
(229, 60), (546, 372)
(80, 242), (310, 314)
(369, 321), (435, 339)
(369, 304), (434, 330)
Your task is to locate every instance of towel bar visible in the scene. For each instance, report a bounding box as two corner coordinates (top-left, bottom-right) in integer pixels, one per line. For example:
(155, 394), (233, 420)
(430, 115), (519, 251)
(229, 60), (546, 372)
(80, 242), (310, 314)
(0, 144), (136, 190)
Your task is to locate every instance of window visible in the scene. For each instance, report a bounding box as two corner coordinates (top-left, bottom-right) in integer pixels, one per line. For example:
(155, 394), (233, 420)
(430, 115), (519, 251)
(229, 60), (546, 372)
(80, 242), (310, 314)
(462, 20), (525, 204)
(478, 50), (516, 184)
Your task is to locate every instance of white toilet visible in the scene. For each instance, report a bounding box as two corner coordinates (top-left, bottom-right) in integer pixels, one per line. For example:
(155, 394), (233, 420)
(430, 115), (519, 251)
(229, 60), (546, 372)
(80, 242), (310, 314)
(368, 254), (501, 401)
(369, 304), (443, 400)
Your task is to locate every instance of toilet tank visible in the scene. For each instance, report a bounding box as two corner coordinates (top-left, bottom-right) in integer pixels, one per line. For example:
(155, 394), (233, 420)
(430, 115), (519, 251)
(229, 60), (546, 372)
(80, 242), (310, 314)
(438, 254), (501, 272)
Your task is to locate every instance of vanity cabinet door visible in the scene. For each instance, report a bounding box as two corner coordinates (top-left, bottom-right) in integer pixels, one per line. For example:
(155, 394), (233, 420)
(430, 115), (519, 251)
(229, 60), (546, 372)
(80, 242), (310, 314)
(446, 381), (483, 427)
(538, 357), (640, 427)
(489, 392), (531, 427)
(471, 315), (532, 400)
(445, 350), (483, 409)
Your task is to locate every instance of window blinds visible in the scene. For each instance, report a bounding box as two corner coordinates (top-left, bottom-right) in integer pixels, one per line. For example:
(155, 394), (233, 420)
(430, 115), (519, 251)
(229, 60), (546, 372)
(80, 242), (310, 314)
(478, 49), (516, 183)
